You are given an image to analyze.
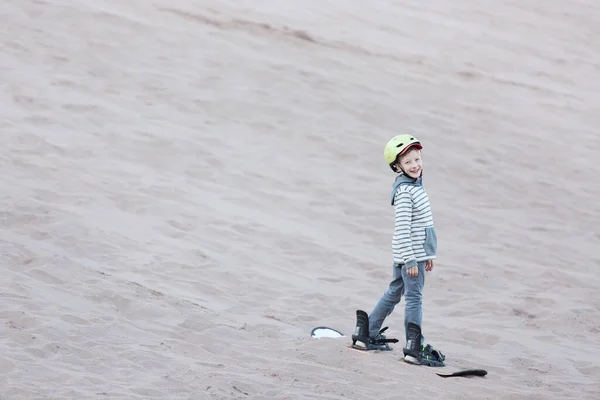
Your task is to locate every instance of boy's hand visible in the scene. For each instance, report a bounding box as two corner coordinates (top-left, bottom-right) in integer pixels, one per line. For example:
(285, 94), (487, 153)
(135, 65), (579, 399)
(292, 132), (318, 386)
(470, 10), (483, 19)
(407, 266), (418, 277)
(426, 260), (434, 272)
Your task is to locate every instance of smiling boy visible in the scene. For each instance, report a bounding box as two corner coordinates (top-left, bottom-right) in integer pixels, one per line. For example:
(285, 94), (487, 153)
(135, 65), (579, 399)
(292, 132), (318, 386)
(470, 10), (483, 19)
(351, 134), (445, 367)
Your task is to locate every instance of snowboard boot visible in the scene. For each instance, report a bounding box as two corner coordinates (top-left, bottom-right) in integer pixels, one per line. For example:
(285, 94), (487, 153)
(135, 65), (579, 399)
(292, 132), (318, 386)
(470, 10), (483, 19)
(403, 322), (423, 364)
(351, 310), (399, 351)
(402, 322), (445, 367)
(351, 310), (370, 350)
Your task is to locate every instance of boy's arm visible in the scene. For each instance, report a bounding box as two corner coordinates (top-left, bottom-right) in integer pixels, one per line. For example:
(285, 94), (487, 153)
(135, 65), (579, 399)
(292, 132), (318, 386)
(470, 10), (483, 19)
(392, 189), (417, 268)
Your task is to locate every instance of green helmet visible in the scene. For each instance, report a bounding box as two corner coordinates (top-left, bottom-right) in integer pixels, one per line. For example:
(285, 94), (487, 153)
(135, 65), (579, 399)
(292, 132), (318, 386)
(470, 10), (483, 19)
(384, 134), (422, 172)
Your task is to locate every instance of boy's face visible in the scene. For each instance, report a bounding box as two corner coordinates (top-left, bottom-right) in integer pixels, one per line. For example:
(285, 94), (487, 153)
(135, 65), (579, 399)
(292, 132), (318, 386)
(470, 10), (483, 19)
(397, 148), (423, 178)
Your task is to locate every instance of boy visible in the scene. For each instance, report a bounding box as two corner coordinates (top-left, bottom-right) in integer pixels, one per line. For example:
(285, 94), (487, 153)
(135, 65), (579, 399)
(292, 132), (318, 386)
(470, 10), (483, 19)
(351, 134), (445, 367)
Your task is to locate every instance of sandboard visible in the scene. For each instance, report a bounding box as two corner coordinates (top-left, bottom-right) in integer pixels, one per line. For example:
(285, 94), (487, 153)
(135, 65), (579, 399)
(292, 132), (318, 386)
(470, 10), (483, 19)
(435, 369), (488, 378)
(311, 326), (345, 339)
(311, 326), (488, 378)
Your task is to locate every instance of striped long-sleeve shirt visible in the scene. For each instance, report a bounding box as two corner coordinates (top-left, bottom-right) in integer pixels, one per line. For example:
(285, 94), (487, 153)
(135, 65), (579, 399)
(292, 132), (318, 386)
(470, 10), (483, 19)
(390, 174), (438, 268)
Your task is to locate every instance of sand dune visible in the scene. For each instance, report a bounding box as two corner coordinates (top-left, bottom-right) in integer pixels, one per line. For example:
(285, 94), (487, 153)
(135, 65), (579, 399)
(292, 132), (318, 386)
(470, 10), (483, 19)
(2, 0), (600, 398)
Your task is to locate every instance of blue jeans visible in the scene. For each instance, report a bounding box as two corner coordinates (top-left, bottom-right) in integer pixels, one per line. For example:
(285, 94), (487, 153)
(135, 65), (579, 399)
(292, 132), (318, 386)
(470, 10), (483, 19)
(368, 261), (426, 344)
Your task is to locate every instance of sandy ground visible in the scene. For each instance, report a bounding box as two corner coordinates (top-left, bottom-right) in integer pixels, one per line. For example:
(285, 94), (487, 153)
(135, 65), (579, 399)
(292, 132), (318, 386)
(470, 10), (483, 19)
(2, 0), (600, 399)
